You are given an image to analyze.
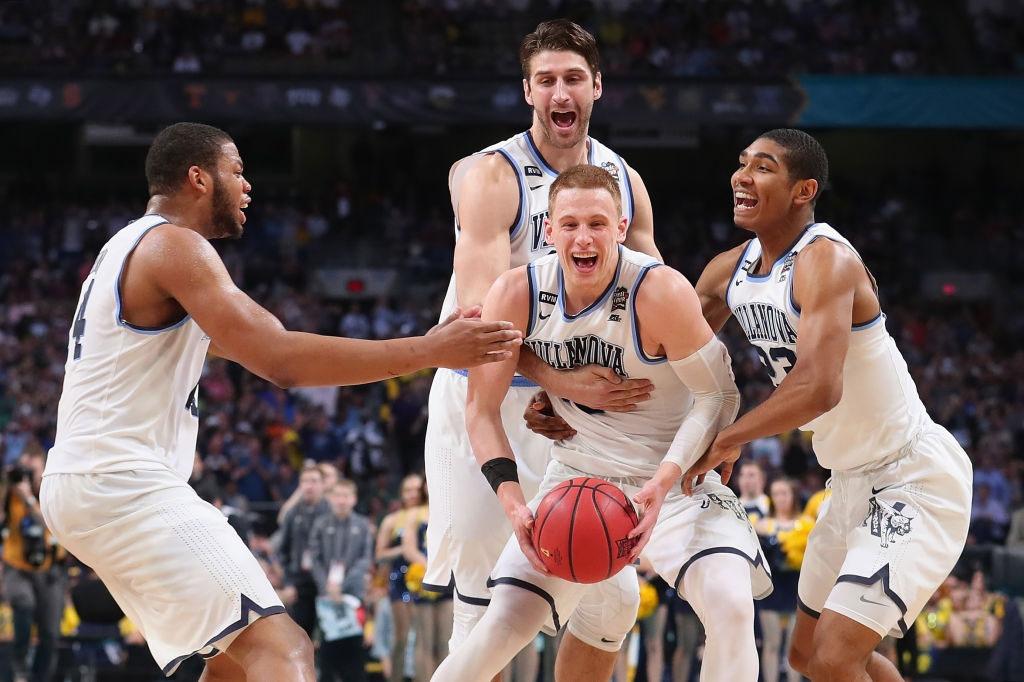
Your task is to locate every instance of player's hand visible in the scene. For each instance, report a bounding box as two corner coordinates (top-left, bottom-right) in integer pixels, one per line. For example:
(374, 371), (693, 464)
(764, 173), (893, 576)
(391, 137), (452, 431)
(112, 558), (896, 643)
(682, 433), (742, 495)
(627, 463), (681, 560)
(549, 364), (654, 413)
(497, 482), (549, 575)
(425, 306), (522, 368)
(523, 391), (576, 441)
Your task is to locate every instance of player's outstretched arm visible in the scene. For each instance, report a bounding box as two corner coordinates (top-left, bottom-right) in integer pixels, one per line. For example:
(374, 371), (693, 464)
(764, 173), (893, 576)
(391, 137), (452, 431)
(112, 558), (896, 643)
(684, 239), (862, 492)
(628, 266), (741, 553)
(694, 241), (750, 334)
(466, 267), (548, 574)
(452, 153), (520, 310)
(139, 225), (522, 388)
(621, 165), (662, 262)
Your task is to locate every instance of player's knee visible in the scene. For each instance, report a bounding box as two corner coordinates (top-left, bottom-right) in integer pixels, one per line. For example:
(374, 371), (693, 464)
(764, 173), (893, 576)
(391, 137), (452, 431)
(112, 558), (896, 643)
(787, 638), (812, 676)
(702, 588), (753, 637)
(806, 636), (868, 679)
(449, 599), (488, 652)
(235, 614), (314, 669)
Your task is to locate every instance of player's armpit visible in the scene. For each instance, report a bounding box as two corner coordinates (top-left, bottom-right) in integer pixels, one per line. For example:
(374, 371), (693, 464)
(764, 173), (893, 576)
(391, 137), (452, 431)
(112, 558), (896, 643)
(621, 165), (662, 262)
(452, 153), (520, 310)
(694, 241), (749, 334)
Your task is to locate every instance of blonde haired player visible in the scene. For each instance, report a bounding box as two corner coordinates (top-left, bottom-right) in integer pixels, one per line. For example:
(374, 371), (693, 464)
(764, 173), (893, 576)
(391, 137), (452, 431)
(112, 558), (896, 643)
(432, 166), (770, 682)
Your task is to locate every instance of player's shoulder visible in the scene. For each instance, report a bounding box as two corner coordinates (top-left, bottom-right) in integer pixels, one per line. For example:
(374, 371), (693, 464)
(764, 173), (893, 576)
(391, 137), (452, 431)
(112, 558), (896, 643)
(139, 222), (213, 255)
(635, 262), (695, 302)
(796, 234), (862, 276)
(458, 150), (518, 187)
(492, 263), (531, 295)
(707, 240), (752, 276)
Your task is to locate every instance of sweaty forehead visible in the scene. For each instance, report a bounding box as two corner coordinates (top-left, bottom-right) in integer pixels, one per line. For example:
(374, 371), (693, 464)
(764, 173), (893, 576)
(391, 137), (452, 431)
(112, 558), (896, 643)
(219, 142), (242, 166)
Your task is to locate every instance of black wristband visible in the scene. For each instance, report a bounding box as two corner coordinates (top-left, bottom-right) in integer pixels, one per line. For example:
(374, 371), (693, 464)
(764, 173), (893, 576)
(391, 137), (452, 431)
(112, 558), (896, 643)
(481, 457), (519, 494)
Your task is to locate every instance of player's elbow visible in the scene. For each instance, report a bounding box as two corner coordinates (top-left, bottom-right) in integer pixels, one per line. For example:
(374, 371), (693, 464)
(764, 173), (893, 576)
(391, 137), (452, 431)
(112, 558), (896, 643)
(264, 367), (298, 389)
(810, 379), (843, 413)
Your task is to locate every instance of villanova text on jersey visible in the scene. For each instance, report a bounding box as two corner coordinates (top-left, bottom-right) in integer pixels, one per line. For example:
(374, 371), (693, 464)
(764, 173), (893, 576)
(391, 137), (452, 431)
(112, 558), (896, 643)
(525, 334), (627, 378)
(530, 210), (554, 253)
(733, 302), (797, 345)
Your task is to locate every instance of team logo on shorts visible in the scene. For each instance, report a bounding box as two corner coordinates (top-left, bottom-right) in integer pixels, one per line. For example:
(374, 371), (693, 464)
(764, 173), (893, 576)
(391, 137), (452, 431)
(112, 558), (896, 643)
(863, 498), (915, 548)
(700, 493), (747, 522)
(600, 161), (621, 182)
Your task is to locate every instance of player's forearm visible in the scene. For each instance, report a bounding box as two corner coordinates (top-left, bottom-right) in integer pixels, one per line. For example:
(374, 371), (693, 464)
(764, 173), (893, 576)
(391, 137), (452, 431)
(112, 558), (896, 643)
(663, 387), (740, 472)
(516, 348), (565, 395)
(262, 331), (435, 388)
(717, 369), (838, 449)
(466, 403), (515, 467)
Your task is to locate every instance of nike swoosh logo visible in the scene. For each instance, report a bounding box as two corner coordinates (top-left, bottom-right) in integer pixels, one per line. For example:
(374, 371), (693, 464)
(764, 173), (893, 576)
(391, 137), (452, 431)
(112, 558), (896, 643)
(871, 483), (903, 495)
(735, 280), (742, 286)
(859, 594), (888, 607)
(600, 637), (616, 643)
(539, 313), (550, 320)
(530, 184), (544, 191)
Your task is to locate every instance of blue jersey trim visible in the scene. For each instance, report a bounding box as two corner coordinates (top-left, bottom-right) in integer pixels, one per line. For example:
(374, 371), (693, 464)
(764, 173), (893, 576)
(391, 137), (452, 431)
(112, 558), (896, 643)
(744, 223), (816, 281)
(526, 262), (538, 337)
(835, 565), (909, 636)
(672, 546), (771, 600)
(114, 218), (193, 335)
(725, 239), (753, 311)
(487, 576), (561, 631)
(558, 245), (623, 321)
(451, 368), (538, 388)
(160, 594), (286, 675)
(616, 154), (635, 224)
(525, 131), (559, 177)
(630, 263), (667, 364)
(493, 148), (528, 239)
(785, 236), (884, 332)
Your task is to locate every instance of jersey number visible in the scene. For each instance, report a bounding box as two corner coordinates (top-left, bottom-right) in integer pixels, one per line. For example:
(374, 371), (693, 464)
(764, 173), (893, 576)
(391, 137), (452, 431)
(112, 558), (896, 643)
(755, 346), (796, 381)
(72, 280), (96, 361)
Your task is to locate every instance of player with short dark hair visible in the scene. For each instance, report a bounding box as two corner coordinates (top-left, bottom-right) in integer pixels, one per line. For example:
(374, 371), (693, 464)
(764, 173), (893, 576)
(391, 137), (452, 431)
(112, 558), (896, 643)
(40, 122), (522, 681)
(686, 128), (972, 682)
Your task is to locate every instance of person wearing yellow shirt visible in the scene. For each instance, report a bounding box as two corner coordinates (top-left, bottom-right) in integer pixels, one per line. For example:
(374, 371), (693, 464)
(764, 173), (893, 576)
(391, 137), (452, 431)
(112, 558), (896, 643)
(2, 453), (66, 682)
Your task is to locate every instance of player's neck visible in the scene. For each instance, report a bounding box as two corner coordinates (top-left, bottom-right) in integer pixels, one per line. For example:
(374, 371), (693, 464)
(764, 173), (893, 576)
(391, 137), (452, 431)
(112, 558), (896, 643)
(562, 264), (617, 315)
(528, 122), (589, 172)
(754, 213), (814, 270)
(145, 195), (215, 239)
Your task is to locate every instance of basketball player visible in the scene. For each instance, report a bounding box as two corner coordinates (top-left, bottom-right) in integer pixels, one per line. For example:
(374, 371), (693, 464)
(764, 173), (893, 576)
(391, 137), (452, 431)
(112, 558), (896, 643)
(423, 18), (662, 662)
(685, 129), (972, 681)
(39, 122), (522, 681)
(432, 166), (771, 682)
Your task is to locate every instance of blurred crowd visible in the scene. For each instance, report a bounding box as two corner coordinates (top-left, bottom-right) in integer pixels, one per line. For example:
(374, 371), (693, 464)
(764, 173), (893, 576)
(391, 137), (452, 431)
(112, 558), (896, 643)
(1, 0), (1022, 77)
(0, 167), (1021, 679)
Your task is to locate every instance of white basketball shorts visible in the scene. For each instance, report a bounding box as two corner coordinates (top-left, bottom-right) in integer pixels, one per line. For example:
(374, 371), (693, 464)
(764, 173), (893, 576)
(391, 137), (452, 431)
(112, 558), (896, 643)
(423, 368), (551, 603)
(40, 468), (284, 675)
(489, 459), (772, 651)
(797, 423), (973, 638)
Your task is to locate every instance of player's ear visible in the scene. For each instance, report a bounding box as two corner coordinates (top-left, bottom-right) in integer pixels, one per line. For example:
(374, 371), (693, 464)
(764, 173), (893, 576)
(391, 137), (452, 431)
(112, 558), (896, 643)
(793, 178), (817, 208)
(523, 78), (534, 107)
(544, 216), (554, 244)
(187, 165), (210, 195)
(616, 216), (627, 243)
(593, 70), (603, 101)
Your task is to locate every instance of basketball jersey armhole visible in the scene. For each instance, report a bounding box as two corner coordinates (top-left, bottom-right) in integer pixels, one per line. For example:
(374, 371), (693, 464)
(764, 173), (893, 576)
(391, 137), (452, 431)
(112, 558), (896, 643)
(526, 262), (538, 337)
(115, 220), (192, 335)
(790, 235), (883, 330)
(630, 263), (668, 364)
(725, 239), (753, 310)
(490, 149), (528, 238)
(615, 153), (635, 224)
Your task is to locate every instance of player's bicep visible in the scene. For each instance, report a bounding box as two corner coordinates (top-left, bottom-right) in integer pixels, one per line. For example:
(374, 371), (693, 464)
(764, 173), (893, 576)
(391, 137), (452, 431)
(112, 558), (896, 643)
(145, 228), (288, 377)
(637, 267), (713, 361)
(695, 243), (747, 334)
(622, 166), (662, 262)
(790, 243), (858, 391)
(452, 154), (520, 309)
(466, 270), (528, 413)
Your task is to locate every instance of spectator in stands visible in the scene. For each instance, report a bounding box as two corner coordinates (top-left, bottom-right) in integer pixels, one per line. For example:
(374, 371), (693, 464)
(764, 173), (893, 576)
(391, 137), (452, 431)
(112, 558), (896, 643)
(309, 478), (374, 682)
(1, 451), (65, 682)
(279, 463), (330, 638)
(738, 460), (770, 519)
(970, 482), (1010, 544)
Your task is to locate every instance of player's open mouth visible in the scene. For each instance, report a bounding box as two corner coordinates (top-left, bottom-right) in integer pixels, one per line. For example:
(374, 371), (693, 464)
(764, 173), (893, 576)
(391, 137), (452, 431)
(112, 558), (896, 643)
(239, 200), (249, 224)
(551, 111), (577, 129)
(572, 252), (598, 273)
(734, 191), (758, 211)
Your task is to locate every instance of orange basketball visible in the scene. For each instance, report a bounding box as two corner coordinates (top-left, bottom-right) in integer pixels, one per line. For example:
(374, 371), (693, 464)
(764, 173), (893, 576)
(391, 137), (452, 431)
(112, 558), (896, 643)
(532, 477), (640, 583)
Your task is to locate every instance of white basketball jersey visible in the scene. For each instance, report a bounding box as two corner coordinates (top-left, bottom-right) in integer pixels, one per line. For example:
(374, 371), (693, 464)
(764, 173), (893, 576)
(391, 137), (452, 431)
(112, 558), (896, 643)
(47, 214), (211, 481)
(524, 246), (693, 479)
(726, 222), (930, 472)
(437, 131), (635, 321)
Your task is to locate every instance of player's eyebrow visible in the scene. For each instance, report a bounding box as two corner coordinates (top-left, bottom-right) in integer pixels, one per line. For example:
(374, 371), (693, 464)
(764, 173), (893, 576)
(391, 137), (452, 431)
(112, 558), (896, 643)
(739, 151), (780, 164)
(533, 67), (588, 78)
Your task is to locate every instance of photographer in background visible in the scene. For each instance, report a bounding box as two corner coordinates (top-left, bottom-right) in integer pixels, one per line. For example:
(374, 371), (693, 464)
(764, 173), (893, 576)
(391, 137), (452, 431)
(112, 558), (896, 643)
(1, 451), (66, 682)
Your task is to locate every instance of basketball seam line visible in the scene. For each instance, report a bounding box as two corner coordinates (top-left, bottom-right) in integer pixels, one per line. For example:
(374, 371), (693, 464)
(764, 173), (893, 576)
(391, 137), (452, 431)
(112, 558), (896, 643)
(592, 486), (614, 580)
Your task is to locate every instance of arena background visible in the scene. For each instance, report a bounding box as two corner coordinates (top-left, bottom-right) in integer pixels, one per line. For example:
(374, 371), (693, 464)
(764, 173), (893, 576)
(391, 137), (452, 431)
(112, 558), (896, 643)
(0, 1), (1022, 681)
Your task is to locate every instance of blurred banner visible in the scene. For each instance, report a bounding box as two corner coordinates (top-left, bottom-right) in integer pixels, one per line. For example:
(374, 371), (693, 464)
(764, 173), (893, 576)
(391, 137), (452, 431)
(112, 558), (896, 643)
(0, 78), (804, 125)
(797, 76), (1024, 129)
(0, 77), (1020, 128)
